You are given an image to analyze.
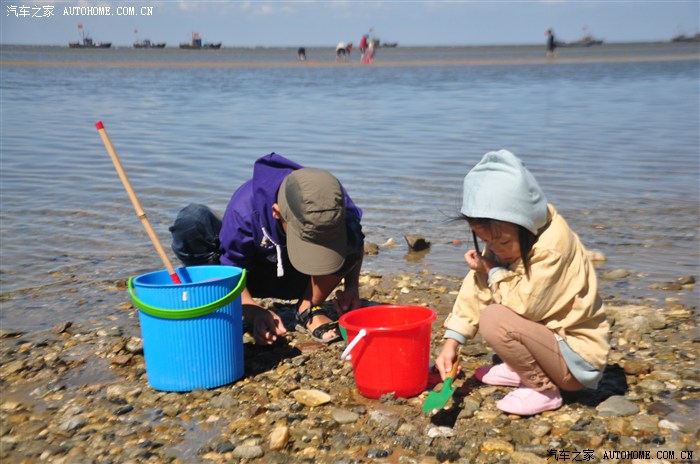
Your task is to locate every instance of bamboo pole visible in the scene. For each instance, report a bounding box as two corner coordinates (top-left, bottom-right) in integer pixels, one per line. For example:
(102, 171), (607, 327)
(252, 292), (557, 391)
(95, 121), (182, 284)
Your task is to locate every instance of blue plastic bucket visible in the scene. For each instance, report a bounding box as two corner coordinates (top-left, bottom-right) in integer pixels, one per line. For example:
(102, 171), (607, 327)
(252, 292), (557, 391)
(128, 265), (246, 392)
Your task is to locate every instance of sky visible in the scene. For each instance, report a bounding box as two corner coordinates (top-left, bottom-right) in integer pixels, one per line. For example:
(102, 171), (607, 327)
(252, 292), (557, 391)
(1, 0), (699, 48)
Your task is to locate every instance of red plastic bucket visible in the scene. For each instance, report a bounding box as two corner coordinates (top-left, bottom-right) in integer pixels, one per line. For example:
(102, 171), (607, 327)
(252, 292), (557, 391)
(339, 305), (436, 399)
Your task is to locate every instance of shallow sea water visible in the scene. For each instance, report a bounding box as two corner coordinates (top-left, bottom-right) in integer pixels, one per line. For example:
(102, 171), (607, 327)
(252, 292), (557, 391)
(1, 43), (698, 332)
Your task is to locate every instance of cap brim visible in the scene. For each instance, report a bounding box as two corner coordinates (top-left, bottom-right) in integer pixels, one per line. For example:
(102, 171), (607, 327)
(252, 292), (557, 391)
(286, 223), (347, 276)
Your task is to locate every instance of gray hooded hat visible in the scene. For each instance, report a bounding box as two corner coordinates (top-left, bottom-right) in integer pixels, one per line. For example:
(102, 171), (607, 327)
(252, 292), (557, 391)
(461, 150), (548, 235)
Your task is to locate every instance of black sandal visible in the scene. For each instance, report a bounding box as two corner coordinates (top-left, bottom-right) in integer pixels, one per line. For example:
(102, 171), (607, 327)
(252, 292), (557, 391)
(295, 305), (342, 344)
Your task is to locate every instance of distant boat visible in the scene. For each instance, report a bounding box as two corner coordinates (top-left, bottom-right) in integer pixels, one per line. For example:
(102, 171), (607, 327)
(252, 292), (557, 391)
(671, 33), (700, 43)
(374, 38), (398, 48)
(179, 33), (221, 49)
(69, 29), (111, 48)
(559, 35), (604, 48)
(134, 39), (166, 49)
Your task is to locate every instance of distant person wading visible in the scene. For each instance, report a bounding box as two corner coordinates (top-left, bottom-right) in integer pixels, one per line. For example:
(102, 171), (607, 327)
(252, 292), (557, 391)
(546, 29), (557, 57)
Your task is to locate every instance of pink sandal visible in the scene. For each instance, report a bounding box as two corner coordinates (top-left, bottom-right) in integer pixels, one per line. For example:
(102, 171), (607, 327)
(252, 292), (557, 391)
(496, 387), (563, 415)
(475, 363), (521, 387)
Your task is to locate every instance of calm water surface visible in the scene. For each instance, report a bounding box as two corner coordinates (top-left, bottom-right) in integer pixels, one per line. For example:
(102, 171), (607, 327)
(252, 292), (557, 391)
(1, 43), (698, 332)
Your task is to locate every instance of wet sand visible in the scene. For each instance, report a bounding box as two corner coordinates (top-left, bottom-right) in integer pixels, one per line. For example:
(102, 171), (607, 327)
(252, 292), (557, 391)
(2, 53), (698, 68)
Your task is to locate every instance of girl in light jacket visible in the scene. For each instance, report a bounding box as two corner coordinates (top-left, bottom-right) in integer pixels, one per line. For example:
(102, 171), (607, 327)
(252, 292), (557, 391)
(435, 150), (609, 416)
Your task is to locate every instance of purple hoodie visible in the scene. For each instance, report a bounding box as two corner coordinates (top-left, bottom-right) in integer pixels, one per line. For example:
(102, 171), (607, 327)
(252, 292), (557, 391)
(219, 153), (362, 275)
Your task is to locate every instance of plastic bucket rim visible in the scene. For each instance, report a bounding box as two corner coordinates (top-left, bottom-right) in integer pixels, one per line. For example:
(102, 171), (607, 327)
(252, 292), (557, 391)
(129, 267), (246, 320)
(132, 264), (237, 288)
(339, 304), (437, 334)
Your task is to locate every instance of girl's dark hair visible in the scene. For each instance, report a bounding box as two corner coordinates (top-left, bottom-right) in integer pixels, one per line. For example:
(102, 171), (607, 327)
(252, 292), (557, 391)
(460, 215), (538, 277)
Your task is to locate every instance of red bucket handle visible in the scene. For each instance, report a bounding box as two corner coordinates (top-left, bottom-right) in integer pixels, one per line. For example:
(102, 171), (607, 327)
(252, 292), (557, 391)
(340, 328), (367, 361)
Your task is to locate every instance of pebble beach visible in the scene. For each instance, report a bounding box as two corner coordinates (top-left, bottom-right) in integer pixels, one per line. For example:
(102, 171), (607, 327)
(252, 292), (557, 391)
(1, 267), (697, 463)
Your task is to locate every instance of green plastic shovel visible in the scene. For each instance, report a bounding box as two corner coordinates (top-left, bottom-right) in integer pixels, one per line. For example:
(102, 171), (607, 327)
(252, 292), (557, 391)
(423, 355), (460, 413)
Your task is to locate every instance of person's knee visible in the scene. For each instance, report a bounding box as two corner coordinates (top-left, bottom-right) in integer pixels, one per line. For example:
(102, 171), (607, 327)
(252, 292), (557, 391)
(480, 304), (511, 328)
(478, 304), (514, 344)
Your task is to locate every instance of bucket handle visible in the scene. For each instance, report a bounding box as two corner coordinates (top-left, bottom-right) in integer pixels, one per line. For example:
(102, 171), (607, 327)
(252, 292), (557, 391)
(340, 328), (367, 361)
(128, 269), (247, 320)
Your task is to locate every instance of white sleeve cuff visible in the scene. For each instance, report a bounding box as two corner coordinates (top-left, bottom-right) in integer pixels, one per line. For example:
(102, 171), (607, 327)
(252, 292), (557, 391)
(487, 266), (506, 284)
(443, 329), (467, 345)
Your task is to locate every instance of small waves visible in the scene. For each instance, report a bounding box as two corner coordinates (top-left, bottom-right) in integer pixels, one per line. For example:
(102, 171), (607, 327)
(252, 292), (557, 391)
(1, 44), (698, 332)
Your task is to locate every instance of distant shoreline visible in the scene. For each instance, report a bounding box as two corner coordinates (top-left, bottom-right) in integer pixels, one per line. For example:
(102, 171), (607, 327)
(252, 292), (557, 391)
(2, 53), (698, 68)
(0, 40), (696, 48)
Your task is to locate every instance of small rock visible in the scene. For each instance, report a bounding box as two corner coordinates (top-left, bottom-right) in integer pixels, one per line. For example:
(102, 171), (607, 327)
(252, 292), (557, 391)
(570, 419), (592, 431)
(110, 354), (133, 366)
(457, 397), (480, 419)
(404, 234), (431, 251)
(596, 396), (640, 417)
(51, 321), (72, 334)
(209, 395), (239, 409)
(607, 417), (633, 435)
(366, 448), (391, 458)
(269, 425), (289, 451)
(97, 327), (122, 337)
(600, 269), (631, 280)
(510, 451), (544, 464)
(59, 415), (86, 432)
(480, 439), (514, 453)
(426, 425), (455, 438)
(649, 370), (680, 381)
(291, 389), (331, 407)
(531, 423), (553, 437)
(364, 242), (380, 256)
(232, 445), (263, 459)
(331, 408), (359, 424)
(106, 385), (142, 400)
(0, 329), (24, 339)
(631, 414), (659, 434)
(113, 405), (134, 416)
(658, 419), (680, 431)
(215, 441), (235, 453)
(125, 337), (143, 354)
(3, 360), (26, 375)
(381, 238), (396, 247)
(622, 359), (651, 375)
(368, 410), (401, 432)
(662, 283), (683, 291)
(1, 400), (23, 412)
(637, 378), (666, 394)
(396, 423), (419, 436)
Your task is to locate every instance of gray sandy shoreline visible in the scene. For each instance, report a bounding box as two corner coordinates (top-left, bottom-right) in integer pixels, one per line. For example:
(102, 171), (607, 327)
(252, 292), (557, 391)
(1, 52), (698, 69)
(1, 270), (697, 463)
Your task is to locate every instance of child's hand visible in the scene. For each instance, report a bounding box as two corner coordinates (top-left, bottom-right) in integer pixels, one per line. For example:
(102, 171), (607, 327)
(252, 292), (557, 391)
(465, 249), (492, 274)
(244, 305), (288, 345)
(333, 288), (361, 316)
(435, 339), (461, 380)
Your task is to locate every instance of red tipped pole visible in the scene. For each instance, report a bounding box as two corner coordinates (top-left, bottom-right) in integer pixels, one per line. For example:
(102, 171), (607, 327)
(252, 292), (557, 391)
(95, 121), (182, 284)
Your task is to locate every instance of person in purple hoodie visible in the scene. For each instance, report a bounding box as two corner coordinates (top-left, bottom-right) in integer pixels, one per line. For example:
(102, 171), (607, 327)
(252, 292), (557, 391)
(218, 153), (365, 345)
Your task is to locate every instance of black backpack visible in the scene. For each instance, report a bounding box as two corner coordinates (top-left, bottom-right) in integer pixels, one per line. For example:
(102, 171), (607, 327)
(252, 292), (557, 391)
(169, 203), (222, 266)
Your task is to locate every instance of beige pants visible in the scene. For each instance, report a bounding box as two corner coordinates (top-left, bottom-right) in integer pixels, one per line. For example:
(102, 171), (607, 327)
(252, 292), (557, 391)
(478, 304), (584, 392)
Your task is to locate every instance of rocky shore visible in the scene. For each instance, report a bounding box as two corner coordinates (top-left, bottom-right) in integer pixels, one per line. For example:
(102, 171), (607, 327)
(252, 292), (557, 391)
(1, 271), (698, 463)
